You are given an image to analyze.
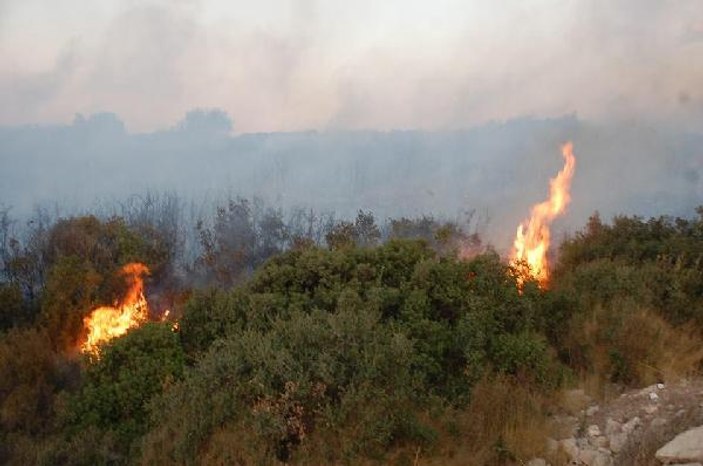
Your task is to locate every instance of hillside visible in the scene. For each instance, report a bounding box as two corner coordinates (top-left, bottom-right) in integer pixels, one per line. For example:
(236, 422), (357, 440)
(1, 206), (703, 465)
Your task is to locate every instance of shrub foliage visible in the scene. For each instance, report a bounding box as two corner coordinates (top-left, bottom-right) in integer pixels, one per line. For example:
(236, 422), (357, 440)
(0, 207), (702, 464)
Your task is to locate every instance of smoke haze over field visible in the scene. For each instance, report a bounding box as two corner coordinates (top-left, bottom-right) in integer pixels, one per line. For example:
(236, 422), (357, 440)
(1, 1), (703, 132)
(1, 112), (701, 251)
(1, 1), (702, 251)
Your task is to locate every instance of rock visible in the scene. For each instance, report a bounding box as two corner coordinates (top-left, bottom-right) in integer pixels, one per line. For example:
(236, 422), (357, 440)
(526, 459), (548, 466)
(645, 404), (659, 415)
(640, 384), (659, 396)
(609, 432), (628, 453)
(577, 437), (591, 449)
(591, 435), (609, 448)
(651, 417), (667, 428)
(560, 438), (579, 461)
(605, 418), (622, 436)
(587, 424), (602, 437)
(657, 383), (665, 390)
(586, 405), (600, 416)
(650, 392), (660, 402)
(655, 425), (703, 463)
(623, 416), (642, 433)
(579, 448), (613, 466)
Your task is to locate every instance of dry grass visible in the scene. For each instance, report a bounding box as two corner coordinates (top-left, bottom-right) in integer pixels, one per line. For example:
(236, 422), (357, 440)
(566, 303), (703, 391)
(420, 375), (557, 466)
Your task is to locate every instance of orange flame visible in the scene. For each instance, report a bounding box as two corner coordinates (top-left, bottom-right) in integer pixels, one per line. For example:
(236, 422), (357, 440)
(511, 142), (576, 287)
(81, 262), (150, 353)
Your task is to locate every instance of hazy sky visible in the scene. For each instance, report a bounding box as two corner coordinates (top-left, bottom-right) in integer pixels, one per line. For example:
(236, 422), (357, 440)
(1, 0), (702, 132)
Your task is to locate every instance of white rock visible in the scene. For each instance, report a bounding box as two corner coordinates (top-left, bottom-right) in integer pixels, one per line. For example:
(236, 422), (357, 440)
(639, 384), (658, 396)
(526, 459), (548, 466)
(605, 418), (621, 436)
(591, 435), (609, 448)
(560, 438), (579, 461)
(655, 425), (703, 463)
(657, 383), (665, 390)
(644, 404), (659, 415)
(608, 432), (628, 454)
(579, 448), (613, 466)
(649, 391), (660, 401)
(651, 417), (667, 428)
(623, 416), (641, 433)
(587, 424), (602, 437)
(586, 405), (600, 416)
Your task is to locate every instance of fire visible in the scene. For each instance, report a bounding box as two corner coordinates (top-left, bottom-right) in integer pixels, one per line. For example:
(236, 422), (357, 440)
(81, 262), (150, 353)
(511, 142), (576, 287)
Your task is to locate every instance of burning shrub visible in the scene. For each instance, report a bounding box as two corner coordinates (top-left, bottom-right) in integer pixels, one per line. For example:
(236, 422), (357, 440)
(61, 323), (184, 461)
(37, 216), (175, 350)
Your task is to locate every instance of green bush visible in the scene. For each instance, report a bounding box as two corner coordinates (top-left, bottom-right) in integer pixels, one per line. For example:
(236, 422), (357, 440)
(140, 240), (559, 464)
(555, 210), (703, 327)
(8, 207), (703, 464)
(61, 323), (184, 462)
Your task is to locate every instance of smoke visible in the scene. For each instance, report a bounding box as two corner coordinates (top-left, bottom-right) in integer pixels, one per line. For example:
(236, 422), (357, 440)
(1, 1), (702, 252)
(1, 1), (702, 132)
(0, 112), (700, 253)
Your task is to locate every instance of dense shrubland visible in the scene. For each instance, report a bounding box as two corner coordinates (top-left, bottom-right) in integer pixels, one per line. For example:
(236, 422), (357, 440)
(550, 210), (703, 391)
(0, 198), (702, 465)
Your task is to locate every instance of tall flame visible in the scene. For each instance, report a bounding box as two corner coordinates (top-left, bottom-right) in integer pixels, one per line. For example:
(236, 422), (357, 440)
(81, 262), (150, 353)
(511, 142), (576, 287)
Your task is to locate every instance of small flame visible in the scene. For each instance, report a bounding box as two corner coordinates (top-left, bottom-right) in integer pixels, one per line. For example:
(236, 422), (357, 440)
(81, 262), (150, 353)
(511, 142), (576, 288)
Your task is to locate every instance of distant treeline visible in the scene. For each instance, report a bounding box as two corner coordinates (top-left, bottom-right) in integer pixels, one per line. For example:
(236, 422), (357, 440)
(2, 113), (701, 246)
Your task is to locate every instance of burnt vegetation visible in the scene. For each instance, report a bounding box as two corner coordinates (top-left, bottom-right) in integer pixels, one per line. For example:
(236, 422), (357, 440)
(0, 197), (702, 465)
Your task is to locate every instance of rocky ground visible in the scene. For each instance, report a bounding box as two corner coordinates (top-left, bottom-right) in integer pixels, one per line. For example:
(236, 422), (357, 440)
(528, 379), (703, 466)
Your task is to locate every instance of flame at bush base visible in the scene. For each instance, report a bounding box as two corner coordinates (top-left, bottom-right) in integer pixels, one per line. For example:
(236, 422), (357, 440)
(511, 142), (576, 288)
(81, 262), (150, 353)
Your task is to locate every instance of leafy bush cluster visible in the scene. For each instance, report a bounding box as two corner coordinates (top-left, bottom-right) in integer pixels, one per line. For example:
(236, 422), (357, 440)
(152, 240), (559, 464)
(0, 204), (702, 465)
(552, 209), (703, 386)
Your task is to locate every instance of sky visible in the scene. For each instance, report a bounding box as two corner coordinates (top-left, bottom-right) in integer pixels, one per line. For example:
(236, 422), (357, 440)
(1, 0), (702, 133)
